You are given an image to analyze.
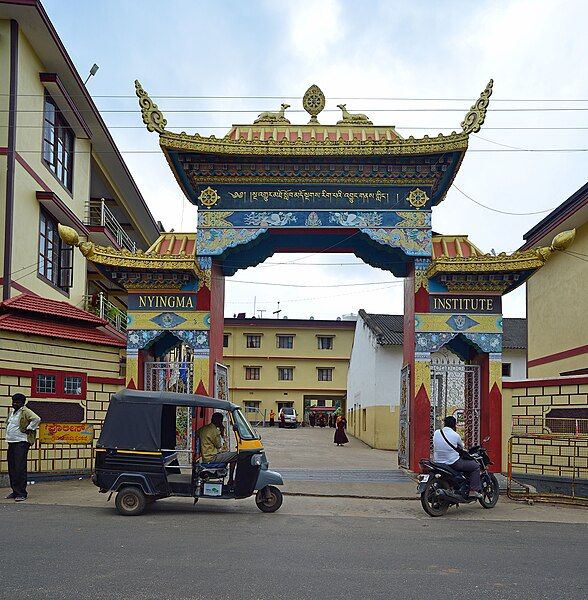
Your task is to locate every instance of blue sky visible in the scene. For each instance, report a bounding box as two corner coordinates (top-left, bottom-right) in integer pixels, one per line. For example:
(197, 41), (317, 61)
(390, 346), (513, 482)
(44, 0), (588, 318)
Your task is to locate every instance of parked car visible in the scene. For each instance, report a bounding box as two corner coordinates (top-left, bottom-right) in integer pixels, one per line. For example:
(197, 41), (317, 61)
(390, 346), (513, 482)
(278, 407), (298, 428)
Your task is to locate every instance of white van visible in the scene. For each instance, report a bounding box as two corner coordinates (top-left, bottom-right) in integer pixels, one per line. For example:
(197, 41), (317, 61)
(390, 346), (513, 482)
(278, 407), (298, 429)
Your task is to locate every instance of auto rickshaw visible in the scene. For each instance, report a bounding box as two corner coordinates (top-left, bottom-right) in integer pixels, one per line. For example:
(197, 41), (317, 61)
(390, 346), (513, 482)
(93, 389), (284, 516)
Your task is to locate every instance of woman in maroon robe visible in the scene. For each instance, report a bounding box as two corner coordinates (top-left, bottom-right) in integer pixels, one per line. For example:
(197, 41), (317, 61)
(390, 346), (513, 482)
(334, 415), (349, 446)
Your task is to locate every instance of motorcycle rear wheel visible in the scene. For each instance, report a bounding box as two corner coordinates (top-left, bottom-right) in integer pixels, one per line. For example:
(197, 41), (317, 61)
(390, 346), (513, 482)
(479, 473), (499, 509)
(421, 479), (451, 517)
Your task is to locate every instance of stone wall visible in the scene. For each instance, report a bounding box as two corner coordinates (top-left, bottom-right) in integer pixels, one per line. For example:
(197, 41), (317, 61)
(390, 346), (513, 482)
(503, 376), (588, 493)
(0, 332), (124, 483)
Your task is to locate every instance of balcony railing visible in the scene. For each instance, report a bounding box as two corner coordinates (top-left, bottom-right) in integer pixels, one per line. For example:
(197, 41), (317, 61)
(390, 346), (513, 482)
(85, 198), (136, 252)
(84, 292), (127, 333)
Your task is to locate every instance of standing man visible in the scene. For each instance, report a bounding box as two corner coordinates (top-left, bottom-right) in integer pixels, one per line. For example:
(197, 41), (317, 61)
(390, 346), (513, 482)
(5, 393), (40, 501)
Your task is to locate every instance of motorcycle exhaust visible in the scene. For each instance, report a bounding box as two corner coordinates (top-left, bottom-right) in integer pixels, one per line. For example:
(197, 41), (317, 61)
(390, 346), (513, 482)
(436, 488), (464, 503)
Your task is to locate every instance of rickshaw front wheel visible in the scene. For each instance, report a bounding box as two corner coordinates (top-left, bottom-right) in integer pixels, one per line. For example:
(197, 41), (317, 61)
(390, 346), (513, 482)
(255, 485), (283, 513)
(115, 486), (147, 516)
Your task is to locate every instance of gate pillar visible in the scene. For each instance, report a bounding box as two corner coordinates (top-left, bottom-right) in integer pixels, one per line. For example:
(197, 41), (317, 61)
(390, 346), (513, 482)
(403, 259), (433, 471)
(474, 351), (502, 471)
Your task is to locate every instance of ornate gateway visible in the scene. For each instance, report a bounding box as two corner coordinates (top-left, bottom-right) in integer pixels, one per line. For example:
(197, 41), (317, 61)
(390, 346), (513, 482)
(59, 80), (576, 473)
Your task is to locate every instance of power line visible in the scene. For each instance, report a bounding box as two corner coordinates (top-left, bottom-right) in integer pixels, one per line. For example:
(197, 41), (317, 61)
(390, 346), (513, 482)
(7, 107), (588, 114)
(225, 282), (402, 305)
(10, 148), (588, 155)
(4, 92), (588, 101)
(221, 277), (395, 288)
(452, 185), (558, 215)
(5, 124), (588, 131)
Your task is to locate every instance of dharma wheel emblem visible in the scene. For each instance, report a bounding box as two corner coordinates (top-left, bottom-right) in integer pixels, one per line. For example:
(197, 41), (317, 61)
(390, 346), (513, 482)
(303, 84), (325, 124)
(407, 188), (429, 208)
(198, 186), (219, 209)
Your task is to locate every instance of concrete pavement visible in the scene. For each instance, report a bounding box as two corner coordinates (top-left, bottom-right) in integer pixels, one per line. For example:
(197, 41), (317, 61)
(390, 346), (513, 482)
(257, 425), (417, 498)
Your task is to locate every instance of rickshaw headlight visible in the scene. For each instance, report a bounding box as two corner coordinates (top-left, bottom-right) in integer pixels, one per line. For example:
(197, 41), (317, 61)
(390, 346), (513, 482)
(251, 454), (263, 466)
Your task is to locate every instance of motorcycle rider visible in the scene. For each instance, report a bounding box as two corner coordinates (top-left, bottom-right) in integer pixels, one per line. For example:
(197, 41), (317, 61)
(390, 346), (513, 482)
(433, 416), (482, 499)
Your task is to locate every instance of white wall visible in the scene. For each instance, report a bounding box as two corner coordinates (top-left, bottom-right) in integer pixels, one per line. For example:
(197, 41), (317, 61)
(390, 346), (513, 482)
(346, 319), (402, 410)
(503, 349), (527, 380)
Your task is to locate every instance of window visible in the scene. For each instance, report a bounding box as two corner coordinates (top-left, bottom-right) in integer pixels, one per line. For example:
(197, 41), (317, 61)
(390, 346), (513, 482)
(43, 92), (74, 191)
(244, 400), (261, 413)
(246, 335), (262, 348)
(39, 209), (73, 291)
(278, 367), (294, 381)
(31, 369), (86, 399)
(223, 334), (229, 348)
(502, 363), (512, 377)
(63, 376), (83, 396)
(362, 408), (367, 431)
(317, 336), (334, 350)
(316, 399), (326, 407)
(276, 335), (294, 349)
(317, 368), (333, 381)
(245, 367), (260, 380)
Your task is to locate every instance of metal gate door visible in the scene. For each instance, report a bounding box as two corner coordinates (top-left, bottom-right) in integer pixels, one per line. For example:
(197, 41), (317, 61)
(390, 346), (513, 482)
(430, 362), (480, 454)
(398, 365), (410, 468)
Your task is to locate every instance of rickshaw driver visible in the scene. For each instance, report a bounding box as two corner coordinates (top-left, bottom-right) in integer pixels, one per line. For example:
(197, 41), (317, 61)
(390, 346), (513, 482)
(197, 412), (237, 485)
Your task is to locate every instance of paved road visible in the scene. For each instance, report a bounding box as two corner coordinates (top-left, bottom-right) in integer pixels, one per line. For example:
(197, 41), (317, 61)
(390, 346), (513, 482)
(1, 501), (586, 600)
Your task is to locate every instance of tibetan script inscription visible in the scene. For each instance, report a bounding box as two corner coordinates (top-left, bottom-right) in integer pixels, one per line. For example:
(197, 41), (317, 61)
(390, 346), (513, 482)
(193, 184), (432, 211)
(429, 294), (501, 314)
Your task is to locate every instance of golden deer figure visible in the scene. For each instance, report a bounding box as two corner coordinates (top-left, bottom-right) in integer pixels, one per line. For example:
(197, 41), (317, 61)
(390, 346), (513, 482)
(254, 103), (291, 124)
(336, 103), (373, 125)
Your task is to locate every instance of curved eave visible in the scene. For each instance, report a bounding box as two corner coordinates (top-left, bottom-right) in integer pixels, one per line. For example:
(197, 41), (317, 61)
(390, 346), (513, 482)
(427, 254), (546, 278)
(159, 130), (469, 157)
(159, 131), (469, 208)
(82, 246), (198, 273)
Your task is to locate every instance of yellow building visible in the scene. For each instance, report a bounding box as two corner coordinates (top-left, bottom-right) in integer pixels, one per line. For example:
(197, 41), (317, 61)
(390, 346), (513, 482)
(0, 0), (159, 308)
(223, 317), (355, 422)
(521, 182), (588, 377)
(501, 182), (587, 487)
(0, 0), (159, 480)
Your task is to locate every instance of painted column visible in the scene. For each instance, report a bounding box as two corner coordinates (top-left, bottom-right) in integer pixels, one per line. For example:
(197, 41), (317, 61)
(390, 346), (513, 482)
(403, 258), (433, 470)
(487, 352), (503, 471)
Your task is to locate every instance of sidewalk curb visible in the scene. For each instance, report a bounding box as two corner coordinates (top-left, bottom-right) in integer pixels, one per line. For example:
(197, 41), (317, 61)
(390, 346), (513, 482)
(283, 491), (418, 501)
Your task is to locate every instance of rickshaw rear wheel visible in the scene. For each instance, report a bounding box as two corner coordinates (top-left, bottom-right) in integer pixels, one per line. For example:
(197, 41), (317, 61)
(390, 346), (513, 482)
(115, 486), (147, 516)
(255, 485), (283, 513)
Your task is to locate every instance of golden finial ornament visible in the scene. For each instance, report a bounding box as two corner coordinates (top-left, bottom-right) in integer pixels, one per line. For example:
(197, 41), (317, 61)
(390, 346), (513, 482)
(303, 84), (326, 124)
(461, 79), (493, 134)
(551, 229), (576, 251)
(135, 79), (167, 134)
(58, 224), (94, 257)
(58, 224), (79, 247)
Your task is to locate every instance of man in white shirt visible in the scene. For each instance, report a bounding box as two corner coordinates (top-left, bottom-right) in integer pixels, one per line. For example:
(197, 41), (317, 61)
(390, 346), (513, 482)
(433, 415), (482, 499)
(5, 393), (41, 501)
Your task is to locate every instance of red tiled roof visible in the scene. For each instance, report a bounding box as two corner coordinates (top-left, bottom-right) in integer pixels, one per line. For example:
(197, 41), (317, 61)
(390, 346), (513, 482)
(0, 313), (125, 347)
(0, 294), (106, 325)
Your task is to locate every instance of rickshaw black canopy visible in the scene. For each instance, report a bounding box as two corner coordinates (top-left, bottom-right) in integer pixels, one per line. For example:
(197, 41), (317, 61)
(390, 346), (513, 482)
(98, 389), (238, 451)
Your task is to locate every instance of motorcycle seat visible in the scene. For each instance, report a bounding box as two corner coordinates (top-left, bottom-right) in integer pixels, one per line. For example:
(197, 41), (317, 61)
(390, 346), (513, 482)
(429, 461), (463, 478)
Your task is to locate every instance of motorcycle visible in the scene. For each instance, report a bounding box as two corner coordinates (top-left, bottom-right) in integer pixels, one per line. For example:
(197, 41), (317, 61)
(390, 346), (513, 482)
(417, 438), (499, 517)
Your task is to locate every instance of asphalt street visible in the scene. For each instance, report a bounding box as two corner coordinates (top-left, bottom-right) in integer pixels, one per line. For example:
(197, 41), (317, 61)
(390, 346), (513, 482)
(1, 500), (586, 600)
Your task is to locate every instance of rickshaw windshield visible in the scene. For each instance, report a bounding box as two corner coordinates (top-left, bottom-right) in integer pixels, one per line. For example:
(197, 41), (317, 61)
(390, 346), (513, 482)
(232, 409), (259, 440)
